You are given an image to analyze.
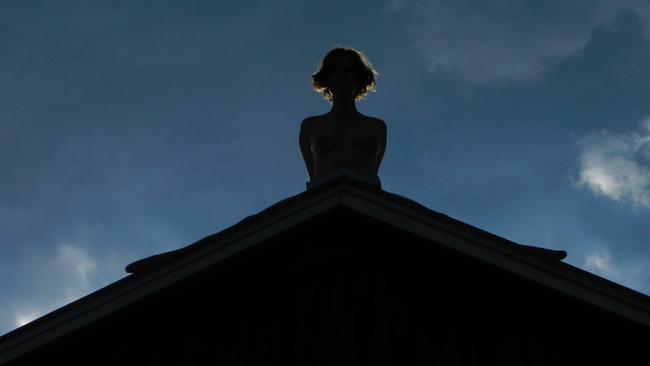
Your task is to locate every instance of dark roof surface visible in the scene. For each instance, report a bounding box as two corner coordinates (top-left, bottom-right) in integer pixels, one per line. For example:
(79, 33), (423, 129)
(1, 173), (649, 364)
(126, 174), (566, 274)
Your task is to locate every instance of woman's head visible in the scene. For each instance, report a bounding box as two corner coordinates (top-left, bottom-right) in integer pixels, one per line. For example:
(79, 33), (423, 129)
(311, 47), (377, 103)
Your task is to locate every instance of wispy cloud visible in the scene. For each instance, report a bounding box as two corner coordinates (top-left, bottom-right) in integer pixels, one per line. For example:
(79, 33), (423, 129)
(13, 311), (39, 328)
(583, 249), (650, 291)
(391, 0), (650, 84)
(577, 120), (650, 207)
(1, 212), (175, 335)
(55, 244), (98, 301)
(7, 243), (100, 330)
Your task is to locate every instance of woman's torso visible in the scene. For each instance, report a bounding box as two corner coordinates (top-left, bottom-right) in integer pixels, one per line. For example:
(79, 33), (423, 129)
(308, 114), (384, 179)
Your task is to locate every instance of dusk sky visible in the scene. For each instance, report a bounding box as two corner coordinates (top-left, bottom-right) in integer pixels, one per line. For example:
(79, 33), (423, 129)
(2, 1), (650, 335)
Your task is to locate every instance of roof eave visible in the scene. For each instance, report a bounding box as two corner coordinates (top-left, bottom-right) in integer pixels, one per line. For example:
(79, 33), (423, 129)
(2, 178), (650, 363)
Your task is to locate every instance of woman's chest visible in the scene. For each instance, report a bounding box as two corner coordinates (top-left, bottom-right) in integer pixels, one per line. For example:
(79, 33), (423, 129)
(310, 122), (380, 156)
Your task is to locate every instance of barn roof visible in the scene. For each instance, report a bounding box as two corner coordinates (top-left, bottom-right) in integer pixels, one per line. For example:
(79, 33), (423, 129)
(2, 172), (650, 364)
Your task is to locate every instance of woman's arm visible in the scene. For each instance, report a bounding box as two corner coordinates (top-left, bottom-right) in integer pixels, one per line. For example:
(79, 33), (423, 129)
(299, 118), (315, 180)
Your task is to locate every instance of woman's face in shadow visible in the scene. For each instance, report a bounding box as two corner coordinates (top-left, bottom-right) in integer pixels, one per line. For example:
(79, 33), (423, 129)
(326, 54), (359, 99)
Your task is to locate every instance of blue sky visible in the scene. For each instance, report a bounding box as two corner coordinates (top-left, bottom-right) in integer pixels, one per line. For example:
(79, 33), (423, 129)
(2, 1), (650, 335)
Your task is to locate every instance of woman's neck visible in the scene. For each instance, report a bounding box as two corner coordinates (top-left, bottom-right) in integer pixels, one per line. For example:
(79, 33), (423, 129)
(329, 96), (358, 116)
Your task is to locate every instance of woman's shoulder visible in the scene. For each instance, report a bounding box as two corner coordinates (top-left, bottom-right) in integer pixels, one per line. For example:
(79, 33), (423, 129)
(301, 113), (386, 130)
(301, 114), (325, 126)
(360, 115), (387, 131)
(300, 114), (330, 134)
(300, 115), (324, 139)
(302, 113), (328, 122)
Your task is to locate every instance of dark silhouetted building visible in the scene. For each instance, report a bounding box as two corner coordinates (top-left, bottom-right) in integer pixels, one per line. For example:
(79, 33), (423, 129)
(1, 175), (649, 365)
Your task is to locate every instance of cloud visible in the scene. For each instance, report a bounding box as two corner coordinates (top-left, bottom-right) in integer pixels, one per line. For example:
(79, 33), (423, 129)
(14, 311), (39, 328)
(583, 250), (650, 291)
(5, 243), (99, 330)
(57, 245), (97, 286)
(1, 215), (170, 335)
(577, 120), (650, 207)
(392, 0), (650, 84)
(56, 244), (97, 301)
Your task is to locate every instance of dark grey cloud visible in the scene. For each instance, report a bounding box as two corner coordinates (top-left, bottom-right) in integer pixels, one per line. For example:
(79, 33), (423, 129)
(391, 0), (650, 84)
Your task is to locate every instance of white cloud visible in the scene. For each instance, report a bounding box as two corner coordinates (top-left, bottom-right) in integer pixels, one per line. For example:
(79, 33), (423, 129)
(6, 243), (99, 333)
(583, 250), (650, 290)
(57, 244), (97, 289)
(14, 311), (39, 328)
(577, 120), (650, 207)
(585, 251), (617, 275)
(1, 221), (154, 336)
(393, 0), (650, 84)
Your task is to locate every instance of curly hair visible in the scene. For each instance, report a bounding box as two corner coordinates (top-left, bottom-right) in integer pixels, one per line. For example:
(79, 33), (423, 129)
(311, 47), (377, 103)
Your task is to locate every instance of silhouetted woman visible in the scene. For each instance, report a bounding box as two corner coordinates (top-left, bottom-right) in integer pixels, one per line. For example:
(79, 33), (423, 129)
(299, 47), (387, 189)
